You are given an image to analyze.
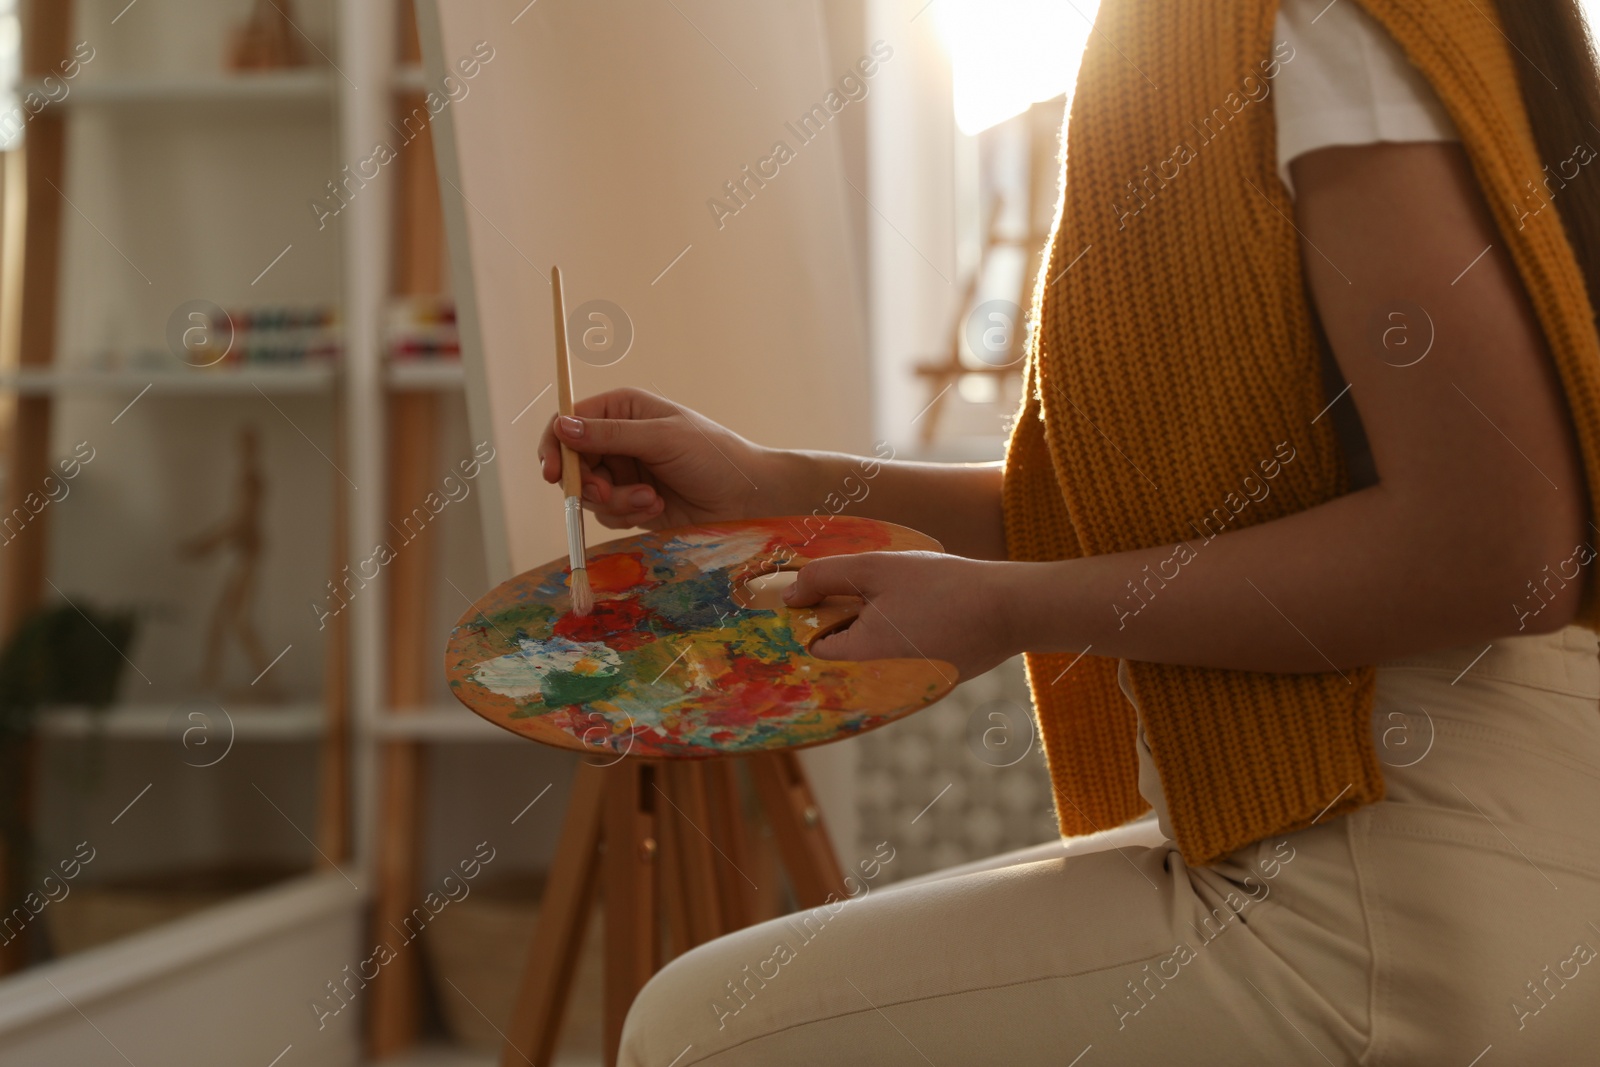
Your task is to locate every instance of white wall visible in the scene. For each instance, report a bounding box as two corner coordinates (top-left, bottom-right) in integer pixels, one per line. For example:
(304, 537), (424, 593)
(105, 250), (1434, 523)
(864, 0), (960, 455)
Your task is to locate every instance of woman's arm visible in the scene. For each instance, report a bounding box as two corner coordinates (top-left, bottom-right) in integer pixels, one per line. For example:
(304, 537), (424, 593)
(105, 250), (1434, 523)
(539, 393), (1007, 560)
(792, 141), (1590, 676)
(775, 452), (1006, 561)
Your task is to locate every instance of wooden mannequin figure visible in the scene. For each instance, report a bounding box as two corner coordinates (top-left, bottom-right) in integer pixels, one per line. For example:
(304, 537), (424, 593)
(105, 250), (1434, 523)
(180, 426), (276, 699)
(227, 0), (306, 71)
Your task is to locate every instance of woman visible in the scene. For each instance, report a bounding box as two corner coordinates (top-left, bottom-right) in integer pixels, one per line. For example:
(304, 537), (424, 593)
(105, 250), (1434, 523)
(543, 0), (1600, 1061)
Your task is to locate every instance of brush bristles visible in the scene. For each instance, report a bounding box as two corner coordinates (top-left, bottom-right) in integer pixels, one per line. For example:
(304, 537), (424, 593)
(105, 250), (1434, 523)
(569, 567), (594, 616)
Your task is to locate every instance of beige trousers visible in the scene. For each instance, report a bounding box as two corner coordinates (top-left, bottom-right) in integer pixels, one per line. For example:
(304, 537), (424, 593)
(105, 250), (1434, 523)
(619, 627), (1600, 1065)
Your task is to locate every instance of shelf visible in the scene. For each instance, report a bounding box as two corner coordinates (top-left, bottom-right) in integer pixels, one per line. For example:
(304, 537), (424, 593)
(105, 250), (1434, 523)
(386, 359), (464, 391)
(372, 708), (521, 743)
(37, 702), (325, 741)
(0, 365), (337, 395)
(23, 70), (335, 108)
(393, 64), (427, 92)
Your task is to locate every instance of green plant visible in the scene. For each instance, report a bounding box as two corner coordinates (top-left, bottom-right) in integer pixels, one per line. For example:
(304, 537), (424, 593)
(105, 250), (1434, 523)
(0, 600), (135, 961)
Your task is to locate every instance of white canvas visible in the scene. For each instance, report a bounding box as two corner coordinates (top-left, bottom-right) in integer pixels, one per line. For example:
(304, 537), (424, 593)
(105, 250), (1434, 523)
(417, 0), (874, 582)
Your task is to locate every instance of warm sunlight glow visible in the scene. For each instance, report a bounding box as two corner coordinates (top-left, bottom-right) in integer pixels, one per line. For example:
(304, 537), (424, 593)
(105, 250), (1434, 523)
(0, 0), (17, 152)
(931, 0), (1100, 136)
(1585, 2), (1600, 47)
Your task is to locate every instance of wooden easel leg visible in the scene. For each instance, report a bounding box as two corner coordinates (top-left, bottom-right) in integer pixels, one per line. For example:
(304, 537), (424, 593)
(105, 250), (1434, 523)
(368, 383), (443, 1058)
(603, 762), (659, 1066)
(749, 752), (848, 908)
(366, 741), (428, 1058)
(504, 754), (845, 1066)
(703, 760), (752, 932)
(500, 762), (606, 1067)
(660, 762), (724, 949)
(656, 776), (693, 963)
(746, 818), (787, 924)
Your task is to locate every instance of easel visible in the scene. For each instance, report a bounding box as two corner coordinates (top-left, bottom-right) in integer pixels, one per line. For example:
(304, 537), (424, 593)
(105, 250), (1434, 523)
(363, 5), (450, 1057)
(912, 98), (1064, 446)
(500, 752), (846, 1067)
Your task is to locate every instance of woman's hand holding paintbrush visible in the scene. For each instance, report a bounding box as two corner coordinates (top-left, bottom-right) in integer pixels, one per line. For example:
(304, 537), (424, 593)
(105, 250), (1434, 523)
(537, 386), (778, 531)
(538, 392), (1004, 564)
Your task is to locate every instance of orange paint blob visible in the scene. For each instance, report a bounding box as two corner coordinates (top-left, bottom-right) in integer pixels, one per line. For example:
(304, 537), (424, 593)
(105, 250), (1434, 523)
(586, 551), (651, 593)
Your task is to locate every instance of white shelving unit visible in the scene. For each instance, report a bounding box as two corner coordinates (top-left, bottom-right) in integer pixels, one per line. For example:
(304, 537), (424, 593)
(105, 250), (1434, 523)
(370, 706), (520, 742)
(0, 364), (338, 394)
(4, 2), (554, 1063)
(0, 1), (405, 1063)
(36, 702), (326, 740)
(19, 69), (335, 106)
(392, 63), (426, 91)
(386, 358), (464, 391)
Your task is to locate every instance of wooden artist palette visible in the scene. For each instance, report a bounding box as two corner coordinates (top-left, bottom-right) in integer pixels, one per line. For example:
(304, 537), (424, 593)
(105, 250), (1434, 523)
(444, 516), (958, 758)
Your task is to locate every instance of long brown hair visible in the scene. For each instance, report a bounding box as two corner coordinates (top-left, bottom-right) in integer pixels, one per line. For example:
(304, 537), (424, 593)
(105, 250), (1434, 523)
(1500, 2), (1600, 321)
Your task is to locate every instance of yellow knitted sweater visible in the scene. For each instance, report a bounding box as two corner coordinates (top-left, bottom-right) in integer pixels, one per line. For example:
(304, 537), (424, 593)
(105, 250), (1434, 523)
(1003, 0), (1600, 867)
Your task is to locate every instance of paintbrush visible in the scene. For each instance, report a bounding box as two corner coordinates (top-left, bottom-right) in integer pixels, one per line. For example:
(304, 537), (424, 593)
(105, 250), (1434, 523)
(551, 266), (593, 616)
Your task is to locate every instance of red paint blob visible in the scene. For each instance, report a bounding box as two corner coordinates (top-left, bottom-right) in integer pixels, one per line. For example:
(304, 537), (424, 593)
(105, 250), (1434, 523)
(728, 656), (791, 686)
(553, 598), (655, 650)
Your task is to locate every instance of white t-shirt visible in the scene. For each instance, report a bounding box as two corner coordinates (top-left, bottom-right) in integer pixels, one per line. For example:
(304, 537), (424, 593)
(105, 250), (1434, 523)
(1273, 0), (1460, 196)
(1120, 0), (1459, 841)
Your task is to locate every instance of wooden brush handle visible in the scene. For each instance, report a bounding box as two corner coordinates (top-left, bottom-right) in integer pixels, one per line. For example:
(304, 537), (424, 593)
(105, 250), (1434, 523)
(551, 266), (583, 501)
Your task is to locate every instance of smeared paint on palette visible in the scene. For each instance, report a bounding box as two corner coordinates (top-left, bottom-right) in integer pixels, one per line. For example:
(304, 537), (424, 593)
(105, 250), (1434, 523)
(444, 517), (958, 758)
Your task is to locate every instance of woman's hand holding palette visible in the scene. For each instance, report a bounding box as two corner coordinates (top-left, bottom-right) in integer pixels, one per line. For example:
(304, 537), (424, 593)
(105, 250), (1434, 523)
(444, 516), (958, 759)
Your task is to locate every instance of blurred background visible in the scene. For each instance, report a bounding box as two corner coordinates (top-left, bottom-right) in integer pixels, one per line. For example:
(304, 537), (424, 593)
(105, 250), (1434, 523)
(3, 0), (1553, 1064)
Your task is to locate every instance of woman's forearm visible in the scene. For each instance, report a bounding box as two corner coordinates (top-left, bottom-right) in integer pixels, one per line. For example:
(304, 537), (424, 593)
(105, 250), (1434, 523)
(997, 482), (1586, 674)
(752, 448), (1008, 561)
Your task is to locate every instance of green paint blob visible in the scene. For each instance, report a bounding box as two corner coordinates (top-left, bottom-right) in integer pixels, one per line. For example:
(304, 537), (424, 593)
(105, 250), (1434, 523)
(540, 668), (624, 709)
